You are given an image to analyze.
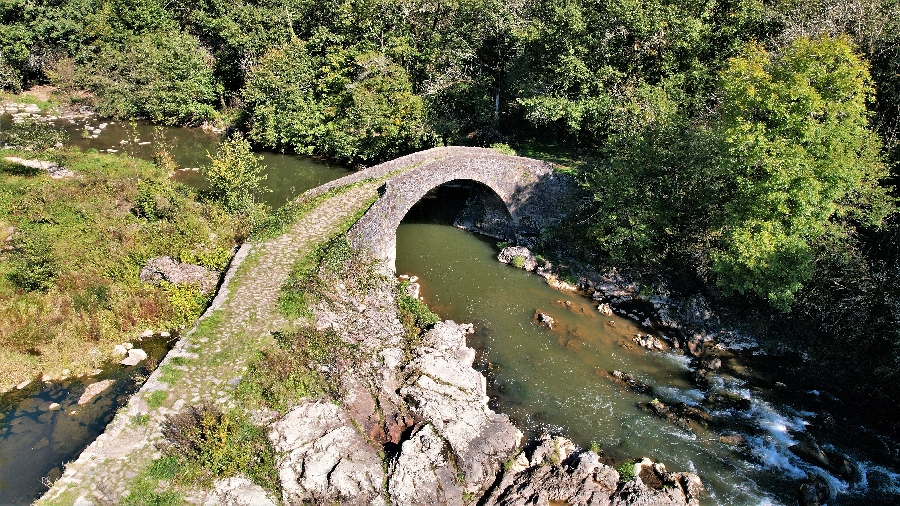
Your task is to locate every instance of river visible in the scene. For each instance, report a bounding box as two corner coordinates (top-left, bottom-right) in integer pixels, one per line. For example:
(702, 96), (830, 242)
(395, 190), (900, 505)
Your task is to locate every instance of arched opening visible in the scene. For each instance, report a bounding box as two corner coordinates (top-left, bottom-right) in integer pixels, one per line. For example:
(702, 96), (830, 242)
(399, 179), (513, 240)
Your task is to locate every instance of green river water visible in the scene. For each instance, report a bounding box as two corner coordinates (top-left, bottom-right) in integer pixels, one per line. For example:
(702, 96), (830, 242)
(396, 216), (900, 505)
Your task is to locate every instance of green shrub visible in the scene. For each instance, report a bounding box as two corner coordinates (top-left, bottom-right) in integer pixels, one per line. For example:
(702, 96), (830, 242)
(160, 282), (210, 328)
(202, 134), (269, 215)
(134, 179), (181, 220)
(397, 282), (440, 342)
(243, 42), (431, 165)
(511, 255), (525, 269)
(157, 403), (278, 491)
(179, 247), (233, 271)
(616, 462), (636, 482)
(6, 230), (58, 291)
(490, 143), (517, 156)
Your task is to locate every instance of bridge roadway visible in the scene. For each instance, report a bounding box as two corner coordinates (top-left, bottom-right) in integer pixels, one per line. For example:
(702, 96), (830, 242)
(38, 146), (568, 505)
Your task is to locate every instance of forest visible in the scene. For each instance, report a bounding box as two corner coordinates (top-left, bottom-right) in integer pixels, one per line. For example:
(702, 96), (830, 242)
(2, 0), (900, 392)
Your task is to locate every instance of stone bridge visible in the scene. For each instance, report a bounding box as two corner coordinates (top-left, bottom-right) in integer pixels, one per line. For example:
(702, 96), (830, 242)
(311, 146), (574, 271)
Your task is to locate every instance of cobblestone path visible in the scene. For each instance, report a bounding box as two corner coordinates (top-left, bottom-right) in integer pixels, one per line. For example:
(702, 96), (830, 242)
(38, 183), (380, 505)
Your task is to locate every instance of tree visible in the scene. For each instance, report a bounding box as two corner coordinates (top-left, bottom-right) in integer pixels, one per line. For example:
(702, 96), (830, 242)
(202, 134), (268, 214)
(243, 40), (430, 165)
(711, 35), (893, 309)
(75, 30), (217, 125)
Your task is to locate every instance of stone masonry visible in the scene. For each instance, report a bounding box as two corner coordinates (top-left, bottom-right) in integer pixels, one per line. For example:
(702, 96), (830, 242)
(343, 146), (574, 271)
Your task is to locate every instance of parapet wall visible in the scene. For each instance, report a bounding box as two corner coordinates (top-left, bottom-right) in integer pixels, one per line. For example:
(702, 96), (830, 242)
(345, 147), (575, 271)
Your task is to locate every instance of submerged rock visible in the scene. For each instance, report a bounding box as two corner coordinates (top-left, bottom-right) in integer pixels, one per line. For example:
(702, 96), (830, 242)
(78, 379), (114, 405)
(797, 474), (831, 506)
(535, 310), (555, 329)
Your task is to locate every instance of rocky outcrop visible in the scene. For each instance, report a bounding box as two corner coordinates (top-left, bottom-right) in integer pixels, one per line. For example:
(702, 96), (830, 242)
(139, 256), (220, 294)
(388, 424), (464, 505)
(269, 401), (386, 505)
(484, 437), (705, 506)
(400, 321), (522, 495)
(498, 246), (538, 272)
(266, 250), (697, 506)
(205, 476), (277, 506)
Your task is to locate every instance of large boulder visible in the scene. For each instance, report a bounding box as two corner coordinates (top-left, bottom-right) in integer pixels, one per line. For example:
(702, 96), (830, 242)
(498, 246), (538, 272)
(139, 256), (220, 294)
(269, 401), (386, 505)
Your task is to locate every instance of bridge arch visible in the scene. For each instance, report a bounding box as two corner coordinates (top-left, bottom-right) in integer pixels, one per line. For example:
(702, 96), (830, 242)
(346, 147), (572, 272)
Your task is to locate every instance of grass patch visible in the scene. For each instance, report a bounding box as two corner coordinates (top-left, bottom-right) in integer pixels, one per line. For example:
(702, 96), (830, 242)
(146, 390), (168, 410)
(132, 413), (150, 426)
(155, 402), (279, 494)
(616, 461), (636, 482)
(158, 363), (185, 385)
(238, 326), (352, 412)
(277, 232), (381, 321)
(396, 280), (440, 355)
(0, 146), (242, 389)
(120, 464), (184, 506)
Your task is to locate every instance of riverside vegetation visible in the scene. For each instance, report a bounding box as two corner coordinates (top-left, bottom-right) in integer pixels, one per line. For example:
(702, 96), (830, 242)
(0, 125), (267, 390)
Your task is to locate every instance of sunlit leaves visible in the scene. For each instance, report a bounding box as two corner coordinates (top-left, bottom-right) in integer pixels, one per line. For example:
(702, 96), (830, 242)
(712, 35), (892, 309)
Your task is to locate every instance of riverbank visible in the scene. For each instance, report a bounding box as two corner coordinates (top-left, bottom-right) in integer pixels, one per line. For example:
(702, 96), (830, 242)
(491, 243), (900, 504)
(0, 145), (243, 393)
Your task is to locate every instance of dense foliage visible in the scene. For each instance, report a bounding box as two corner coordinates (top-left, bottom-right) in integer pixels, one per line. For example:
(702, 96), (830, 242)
(2, 0), (900, 383)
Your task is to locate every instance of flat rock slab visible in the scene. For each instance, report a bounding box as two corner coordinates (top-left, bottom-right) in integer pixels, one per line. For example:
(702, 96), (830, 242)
(270, 401), (386, 505)
(4, 156), (74, 178)
(78, 380), (114, 405)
